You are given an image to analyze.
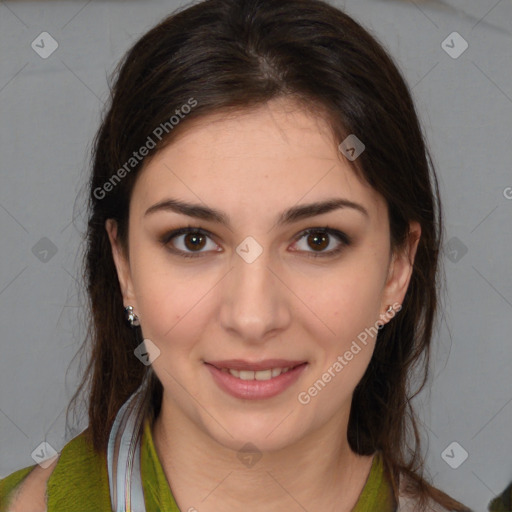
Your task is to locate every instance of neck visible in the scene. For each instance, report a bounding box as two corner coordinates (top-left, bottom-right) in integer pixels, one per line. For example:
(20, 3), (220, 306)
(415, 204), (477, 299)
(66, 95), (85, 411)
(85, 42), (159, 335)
(152, 396), (375, 512)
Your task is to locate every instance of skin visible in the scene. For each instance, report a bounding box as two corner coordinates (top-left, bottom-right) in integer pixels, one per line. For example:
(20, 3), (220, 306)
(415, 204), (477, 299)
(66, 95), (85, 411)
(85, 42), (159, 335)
(6, 458), (58, 512)
(106, 97), (420, 512)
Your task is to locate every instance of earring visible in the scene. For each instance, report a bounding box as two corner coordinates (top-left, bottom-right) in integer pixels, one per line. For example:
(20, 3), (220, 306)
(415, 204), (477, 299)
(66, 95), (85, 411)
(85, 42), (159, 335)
(385, 304), (402, 315)
(125, 305), (140, 327)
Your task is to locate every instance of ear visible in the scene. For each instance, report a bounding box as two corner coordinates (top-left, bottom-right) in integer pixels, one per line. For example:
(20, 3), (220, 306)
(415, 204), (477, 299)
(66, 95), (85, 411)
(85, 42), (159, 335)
(381, 221), (421, 311)
(105, 219), (137, 308)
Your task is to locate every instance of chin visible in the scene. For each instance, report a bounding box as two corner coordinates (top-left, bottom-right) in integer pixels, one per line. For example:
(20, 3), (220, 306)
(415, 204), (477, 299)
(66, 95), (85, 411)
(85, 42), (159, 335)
(202, 411), (307, 455)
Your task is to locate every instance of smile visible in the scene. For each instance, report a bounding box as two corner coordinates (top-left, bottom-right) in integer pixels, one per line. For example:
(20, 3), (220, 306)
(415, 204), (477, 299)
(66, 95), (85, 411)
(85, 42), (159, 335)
(220, 367), (293, 380)
(205, 362), (308, 400)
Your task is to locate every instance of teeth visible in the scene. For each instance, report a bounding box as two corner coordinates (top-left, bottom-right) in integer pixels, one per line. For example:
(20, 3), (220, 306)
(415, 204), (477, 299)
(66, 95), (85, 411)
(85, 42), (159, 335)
(255, 369), (272, 381)
(271, 368), (283, 378)
(227, 367), (291, 380)
(239, 370), (254, 380)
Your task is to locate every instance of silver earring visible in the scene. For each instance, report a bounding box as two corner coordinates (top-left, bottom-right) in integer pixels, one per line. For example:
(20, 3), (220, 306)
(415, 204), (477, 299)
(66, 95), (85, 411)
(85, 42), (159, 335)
(125, 306), (140, 327)
(386, 305), (394, 314)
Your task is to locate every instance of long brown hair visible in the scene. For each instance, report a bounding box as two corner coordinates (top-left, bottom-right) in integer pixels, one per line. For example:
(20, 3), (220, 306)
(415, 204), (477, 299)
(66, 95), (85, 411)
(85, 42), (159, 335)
(67, 0), (470, 509)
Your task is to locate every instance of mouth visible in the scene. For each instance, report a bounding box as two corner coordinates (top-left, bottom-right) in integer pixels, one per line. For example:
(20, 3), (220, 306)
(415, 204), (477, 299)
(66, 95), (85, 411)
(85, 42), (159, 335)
(206, 359), (307, 379)
(204, 360), (308, 400)
(218, 366), (297, 381)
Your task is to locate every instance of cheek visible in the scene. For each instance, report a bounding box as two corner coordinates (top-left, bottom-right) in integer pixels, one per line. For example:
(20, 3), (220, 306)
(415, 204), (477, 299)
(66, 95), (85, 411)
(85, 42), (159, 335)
(299, 271), (383, 407)
(302, 262), (385, 345)
(130, 257), (225, 356)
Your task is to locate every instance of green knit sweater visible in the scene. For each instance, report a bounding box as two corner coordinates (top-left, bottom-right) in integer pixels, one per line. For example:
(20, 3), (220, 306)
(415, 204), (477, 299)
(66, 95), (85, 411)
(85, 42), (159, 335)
(0, 417), (395, 511)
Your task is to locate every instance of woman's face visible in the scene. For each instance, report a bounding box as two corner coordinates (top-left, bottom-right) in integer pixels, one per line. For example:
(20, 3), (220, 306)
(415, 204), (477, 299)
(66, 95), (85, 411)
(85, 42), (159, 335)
(107, 98), (419, 453)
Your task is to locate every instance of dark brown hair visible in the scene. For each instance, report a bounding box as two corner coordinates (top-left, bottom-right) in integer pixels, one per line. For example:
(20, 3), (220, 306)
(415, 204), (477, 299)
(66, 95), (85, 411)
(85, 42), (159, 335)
(67, 0), (470, 509)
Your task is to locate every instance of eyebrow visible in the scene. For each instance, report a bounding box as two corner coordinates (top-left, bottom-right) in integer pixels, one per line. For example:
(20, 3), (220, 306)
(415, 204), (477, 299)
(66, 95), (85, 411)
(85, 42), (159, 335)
(144, 197), (368, 227)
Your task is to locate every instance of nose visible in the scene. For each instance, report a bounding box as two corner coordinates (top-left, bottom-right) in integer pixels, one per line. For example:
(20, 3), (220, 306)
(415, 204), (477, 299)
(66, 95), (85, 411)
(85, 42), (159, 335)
(219, 247), (291, 343)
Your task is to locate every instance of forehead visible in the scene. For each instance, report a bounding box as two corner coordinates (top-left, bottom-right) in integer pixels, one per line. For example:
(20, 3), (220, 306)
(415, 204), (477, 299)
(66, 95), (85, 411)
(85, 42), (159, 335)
(132, 98), (387, 222)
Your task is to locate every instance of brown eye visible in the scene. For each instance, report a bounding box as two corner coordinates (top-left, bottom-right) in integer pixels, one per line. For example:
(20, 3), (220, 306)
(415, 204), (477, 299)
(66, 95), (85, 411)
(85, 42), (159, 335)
(292, 227), (351, 258)
(160, 227), (220, 258)
(307, 231), (329, 251)
(184, 232), (207, 251)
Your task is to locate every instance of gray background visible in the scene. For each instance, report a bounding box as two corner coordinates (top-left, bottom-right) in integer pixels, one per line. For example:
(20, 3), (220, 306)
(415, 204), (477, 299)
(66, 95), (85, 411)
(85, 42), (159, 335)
(1, 0), (511, 510)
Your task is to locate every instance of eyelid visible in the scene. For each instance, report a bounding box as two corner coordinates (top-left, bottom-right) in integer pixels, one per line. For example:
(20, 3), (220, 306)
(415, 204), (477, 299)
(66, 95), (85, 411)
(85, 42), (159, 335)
(159, 225), (351, 258)
(292, 227), (350, 246)
(159, 226), (219, 259)
(290, 227), (351, 258)
(159, 226), (213, 245)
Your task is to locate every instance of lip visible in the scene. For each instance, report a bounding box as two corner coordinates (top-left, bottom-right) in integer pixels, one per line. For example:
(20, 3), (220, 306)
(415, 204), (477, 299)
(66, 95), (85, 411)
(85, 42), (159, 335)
(205, 361), (308, 400)
(206, 359), (307, 371)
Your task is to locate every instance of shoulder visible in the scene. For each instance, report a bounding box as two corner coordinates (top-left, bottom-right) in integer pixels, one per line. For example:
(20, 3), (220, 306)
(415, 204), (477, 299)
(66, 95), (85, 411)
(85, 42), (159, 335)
(1, 459), (58, 512)
(0, 430), (110, 512)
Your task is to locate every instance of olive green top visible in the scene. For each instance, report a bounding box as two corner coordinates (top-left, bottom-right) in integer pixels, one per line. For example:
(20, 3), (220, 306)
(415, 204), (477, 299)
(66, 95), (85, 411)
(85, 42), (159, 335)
(0, 417), (396, 511)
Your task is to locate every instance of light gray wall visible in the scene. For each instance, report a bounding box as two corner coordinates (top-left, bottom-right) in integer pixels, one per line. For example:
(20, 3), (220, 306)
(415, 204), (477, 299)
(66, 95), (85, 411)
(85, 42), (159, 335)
(1, 1), (511, 510)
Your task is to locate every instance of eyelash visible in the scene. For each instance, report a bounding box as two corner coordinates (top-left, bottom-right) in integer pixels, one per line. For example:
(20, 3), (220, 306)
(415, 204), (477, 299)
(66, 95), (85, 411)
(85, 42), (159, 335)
(159, 225), (351, 259)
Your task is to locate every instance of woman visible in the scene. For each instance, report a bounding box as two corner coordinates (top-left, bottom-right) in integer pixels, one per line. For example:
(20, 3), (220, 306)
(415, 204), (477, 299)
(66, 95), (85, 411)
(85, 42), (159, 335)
(0, 0), (472, 510)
